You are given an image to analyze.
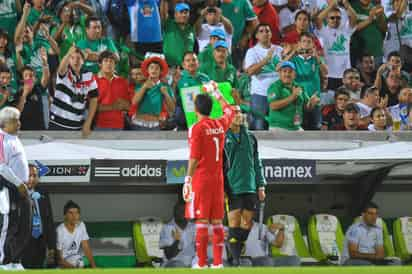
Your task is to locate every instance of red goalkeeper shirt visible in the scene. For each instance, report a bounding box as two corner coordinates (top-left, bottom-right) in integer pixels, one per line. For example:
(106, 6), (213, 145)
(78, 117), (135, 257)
(188, 105), (235, 186)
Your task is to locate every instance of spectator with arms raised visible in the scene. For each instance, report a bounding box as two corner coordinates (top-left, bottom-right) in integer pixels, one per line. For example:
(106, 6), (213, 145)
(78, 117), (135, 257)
(195, 6), (233, 54)
(49, 46), (98, 137)
(161, 3), (195, 68)
(315, 0), (373, 90)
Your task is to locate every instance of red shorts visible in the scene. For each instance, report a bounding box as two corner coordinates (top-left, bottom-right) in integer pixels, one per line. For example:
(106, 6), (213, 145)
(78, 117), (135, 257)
(185, 181), (224, 220)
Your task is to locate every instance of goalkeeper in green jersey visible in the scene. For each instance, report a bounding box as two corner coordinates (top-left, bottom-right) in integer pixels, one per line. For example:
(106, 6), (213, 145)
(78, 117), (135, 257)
(223, 106), (266, 266)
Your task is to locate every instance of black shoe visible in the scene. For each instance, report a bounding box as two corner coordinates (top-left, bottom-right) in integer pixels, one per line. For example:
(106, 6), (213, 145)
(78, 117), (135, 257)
(231, 257), (240, 267)
(228, 241), (242, 266)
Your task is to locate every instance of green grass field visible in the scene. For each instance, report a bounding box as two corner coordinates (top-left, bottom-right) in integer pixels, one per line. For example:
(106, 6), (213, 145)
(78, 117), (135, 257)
(25, 266), (412, 274)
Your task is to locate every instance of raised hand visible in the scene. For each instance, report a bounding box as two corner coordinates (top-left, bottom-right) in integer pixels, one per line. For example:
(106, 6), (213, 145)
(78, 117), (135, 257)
(23, 2), (31, 16)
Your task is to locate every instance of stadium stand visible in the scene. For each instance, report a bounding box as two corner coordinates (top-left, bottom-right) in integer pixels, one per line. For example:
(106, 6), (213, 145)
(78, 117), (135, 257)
(2, 0), (412, 268)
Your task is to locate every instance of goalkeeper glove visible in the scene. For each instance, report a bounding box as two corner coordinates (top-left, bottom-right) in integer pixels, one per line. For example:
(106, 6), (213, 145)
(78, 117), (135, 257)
(182, 176), (193, 202)
(202, 81), (222, 100)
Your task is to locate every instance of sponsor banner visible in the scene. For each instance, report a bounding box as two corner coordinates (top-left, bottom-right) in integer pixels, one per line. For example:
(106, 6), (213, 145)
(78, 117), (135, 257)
(262, 159), (316, 182)
(167, 160), (188, 184)
(91, 159), (167, 184)
(29, 160), (91, 183)
(166, 159), (316, 184)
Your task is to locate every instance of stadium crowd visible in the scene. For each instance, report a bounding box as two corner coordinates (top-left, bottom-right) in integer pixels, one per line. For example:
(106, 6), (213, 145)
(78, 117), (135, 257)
(0, 0), (411, 135)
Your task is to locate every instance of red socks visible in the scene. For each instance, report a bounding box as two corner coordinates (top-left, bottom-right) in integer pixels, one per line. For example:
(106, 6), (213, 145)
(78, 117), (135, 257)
(212, 224), (224, 266)
(195, 223), (209, 267)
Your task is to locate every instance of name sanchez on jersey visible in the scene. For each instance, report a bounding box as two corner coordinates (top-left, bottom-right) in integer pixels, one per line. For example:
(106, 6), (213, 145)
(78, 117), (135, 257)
(205, 127), (224, 135)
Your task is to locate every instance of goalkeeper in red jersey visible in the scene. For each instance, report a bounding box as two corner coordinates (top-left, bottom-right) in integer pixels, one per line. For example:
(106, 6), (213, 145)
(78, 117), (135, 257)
(183, 82), (235, 268)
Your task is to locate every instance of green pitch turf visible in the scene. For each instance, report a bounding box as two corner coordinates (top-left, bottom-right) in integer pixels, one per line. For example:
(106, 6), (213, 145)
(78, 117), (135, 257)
(26, 266), (412, 274)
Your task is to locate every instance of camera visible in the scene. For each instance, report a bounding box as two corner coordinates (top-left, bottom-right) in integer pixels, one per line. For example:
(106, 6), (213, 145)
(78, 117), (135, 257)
(299, 48), (311, 55)
(206, 7), (217, 13)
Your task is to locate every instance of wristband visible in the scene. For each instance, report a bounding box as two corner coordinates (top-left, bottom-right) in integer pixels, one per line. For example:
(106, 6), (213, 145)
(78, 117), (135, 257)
(184, 176), (192, 184)
(258, 186), (265, 191)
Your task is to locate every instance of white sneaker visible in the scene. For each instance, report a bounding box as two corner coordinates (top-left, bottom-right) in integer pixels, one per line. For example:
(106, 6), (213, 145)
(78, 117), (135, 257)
(192, 264), (208, 269)
(210, 264), (224, 269)
(0, 263), (25, 271)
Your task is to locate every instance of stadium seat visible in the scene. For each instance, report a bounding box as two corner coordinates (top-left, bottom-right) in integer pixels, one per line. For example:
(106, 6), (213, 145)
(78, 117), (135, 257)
(267, 214), (317, 265)
(133, 217), (164, 267)
(308, 214), (344, 263)
(84, 221), (136, 268)
(393, 217), (412, 262)
(353, 216), (398, 259)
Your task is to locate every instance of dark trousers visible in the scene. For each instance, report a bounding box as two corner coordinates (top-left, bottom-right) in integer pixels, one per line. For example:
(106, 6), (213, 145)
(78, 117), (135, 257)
(21, 237), (47, 268)
(1, 179), (32, 264)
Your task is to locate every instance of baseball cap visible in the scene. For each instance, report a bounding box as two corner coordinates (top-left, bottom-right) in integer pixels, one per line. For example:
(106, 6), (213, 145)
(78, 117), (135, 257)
(344, 103), (360, 113)
(175, 3), (190, 12)
(210, 29), (226, 40)
(214, 40), (228, 49)
(279, 61), (296, 71)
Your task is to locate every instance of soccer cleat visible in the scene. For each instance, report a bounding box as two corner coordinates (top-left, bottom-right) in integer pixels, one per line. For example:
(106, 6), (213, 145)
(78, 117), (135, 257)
(210, 264), (224, 269)
(192, 263), (208, 269)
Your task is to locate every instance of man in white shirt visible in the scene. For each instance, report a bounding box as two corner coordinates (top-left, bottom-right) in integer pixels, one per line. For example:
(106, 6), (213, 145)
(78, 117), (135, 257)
(195, 7), (233, 53)
(243, 221), (301, 266)
(159, 202), (196, 268)
(56, 200), (96, 268)
(356, 86), (382, 128)
(244, 23), (283, 130)
(316, 0), (374, 90)
(0, 107), (31, 268)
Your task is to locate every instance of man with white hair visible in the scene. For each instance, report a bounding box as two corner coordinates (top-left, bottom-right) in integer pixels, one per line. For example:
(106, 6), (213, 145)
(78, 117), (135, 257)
(0, 106), (31, 269)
